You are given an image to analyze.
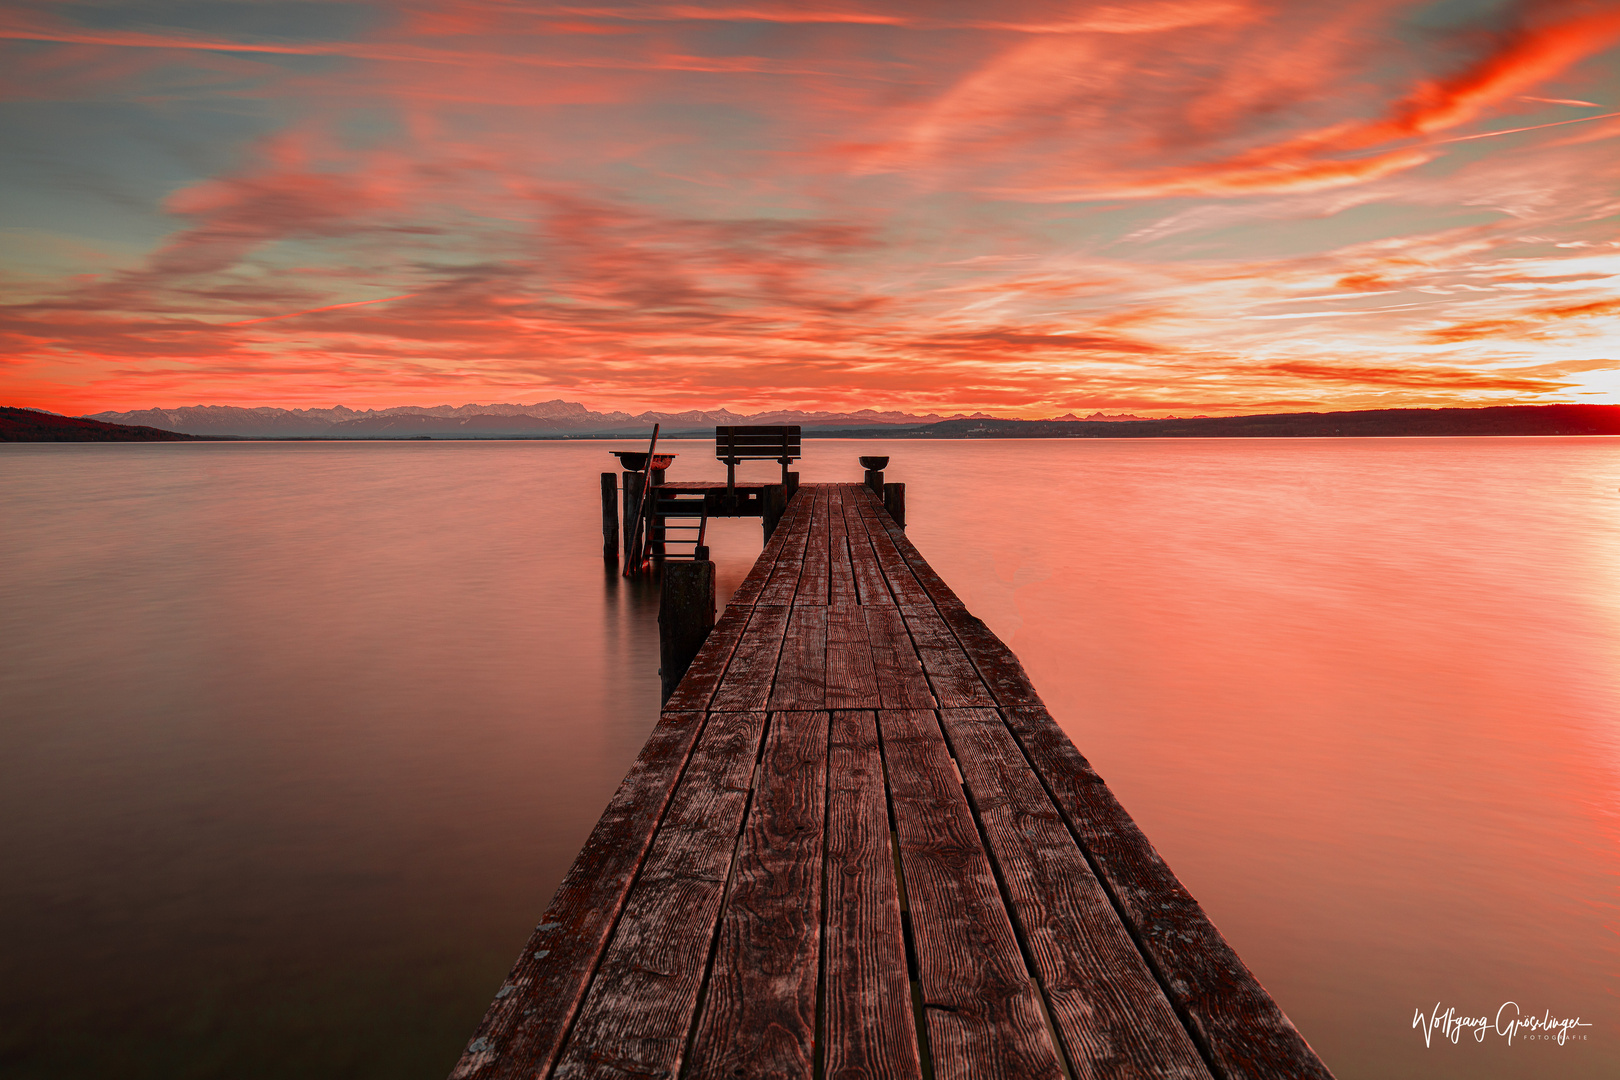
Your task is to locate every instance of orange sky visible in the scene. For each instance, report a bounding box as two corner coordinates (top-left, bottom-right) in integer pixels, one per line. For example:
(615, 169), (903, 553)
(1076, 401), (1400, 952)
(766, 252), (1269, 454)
(3, 0), (1619, 417)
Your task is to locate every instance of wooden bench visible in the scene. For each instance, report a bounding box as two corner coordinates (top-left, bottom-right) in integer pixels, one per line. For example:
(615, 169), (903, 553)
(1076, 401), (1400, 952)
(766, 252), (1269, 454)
(715, 425), (800, 491)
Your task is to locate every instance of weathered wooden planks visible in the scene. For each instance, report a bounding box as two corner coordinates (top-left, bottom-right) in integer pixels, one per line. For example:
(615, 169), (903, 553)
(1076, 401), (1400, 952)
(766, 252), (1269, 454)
(877, 707), (1068, 1078)
(825, 710), (923, 1080)
(552, 710), (768, 1080)
(759, 492), (813, 605)
(940, 708), (1212, 1080)
(710, 605), (792, 712)
(768, 605), (828, 712)
(457, 482), (1334, 1080)
(1000, 705), (1335, 1080)
(842, 492), (895, 607)
(450, 711), (712, 1079)
(826, 606), (881, 710)
(863, 606), (936, 710)
(798, 488), (831, 606)
(686, 711), (829, 1079)
(828, 485), (859, 608)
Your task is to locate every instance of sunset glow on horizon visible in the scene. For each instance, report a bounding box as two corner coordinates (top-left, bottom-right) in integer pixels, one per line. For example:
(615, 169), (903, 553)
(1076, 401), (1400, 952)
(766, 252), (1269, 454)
(3, 0), (1620, 417)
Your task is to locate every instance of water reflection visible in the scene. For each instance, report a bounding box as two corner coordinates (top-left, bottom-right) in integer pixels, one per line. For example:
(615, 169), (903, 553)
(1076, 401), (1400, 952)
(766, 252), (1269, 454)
(2, 437), (1616, 1080)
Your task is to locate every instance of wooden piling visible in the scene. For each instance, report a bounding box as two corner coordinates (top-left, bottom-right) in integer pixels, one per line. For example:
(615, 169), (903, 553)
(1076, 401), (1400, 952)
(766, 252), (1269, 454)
(762, 484), (788, 542)
(622, 470), (642, 563)
(600, 472), (618, 561)
(863, 468), (884, 494)
(883, 482), (906, 528)
(658, 560), (715, 702)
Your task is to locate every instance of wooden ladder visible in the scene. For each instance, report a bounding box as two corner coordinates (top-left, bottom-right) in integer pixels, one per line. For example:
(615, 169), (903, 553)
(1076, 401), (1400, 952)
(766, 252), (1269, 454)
(649, 492), (709, 561)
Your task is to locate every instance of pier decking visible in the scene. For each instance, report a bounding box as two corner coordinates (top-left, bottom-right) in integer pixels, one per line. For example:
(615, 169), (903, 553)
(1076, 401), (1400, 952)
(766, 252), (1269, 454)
(453, 483), (1333, 1080)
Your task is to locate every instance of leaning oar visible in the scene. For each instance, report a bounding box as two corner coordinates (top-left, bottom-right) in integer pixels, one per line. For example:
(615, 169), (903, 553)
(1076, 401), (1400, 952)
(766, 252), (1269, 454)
(622, 423), (660, 576)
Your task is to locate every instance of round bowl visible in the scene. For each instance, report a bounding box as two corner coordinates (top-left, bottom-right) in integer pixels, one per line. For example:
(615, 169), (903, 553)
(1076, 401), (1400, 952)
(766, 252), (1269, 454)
(611, 451), (677, 471)
(858, 456), (890, 470)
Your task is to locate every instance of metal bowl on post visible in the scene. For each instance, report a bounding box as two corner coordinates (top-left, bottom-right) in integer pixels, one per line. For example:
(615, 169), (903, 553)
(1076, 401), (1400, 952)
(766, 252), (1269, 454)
(611, 451), (677, 472)
(859, 455), (889, 496)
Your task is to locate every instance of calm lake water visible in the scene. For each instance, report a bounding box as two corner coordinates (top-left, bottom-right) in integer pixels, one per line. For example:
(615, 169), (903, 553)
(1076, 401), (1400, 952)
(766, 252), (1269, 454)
(2, 437), (1616, 1080)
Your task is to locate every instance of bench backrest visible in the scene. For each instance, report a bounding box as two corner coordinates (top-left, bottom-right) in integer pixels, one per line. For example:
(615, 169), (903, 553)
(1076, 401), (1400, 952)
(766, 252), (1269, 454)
(715, 425), (801, 463)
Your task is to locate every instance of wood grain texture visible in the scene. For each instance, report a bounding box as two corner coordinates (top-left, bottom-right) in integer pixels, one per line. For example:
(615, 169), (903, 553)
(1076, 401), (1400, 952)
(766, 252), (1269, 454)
(450, 712), (710, 1080)
(937, 612), (1045, 708)
(898, 606), (996, 708)
(857, 502), (934, 610)
(1000, 705), (1336, 1080)
(687, 711), (829, 1080)
(828, 485), (859, 608)
(768, 605), (828, 712)
(876, 708), (1066, 1080)
(842, 492), (895, 607)
(862, 606), (936, 710)
(939, 709), (1212, 1080)
(825, 710), (923, 1080)
(797, 487), (831, 606)
(552, 710), (768, 1080)
(759, 492), (813, 606)
(826, 606), (880, 710)
(732, 492), (809, 607)
(710, 605), (792, 712)
(664, 604), (751, 712)
(861, 511), (1045, 708)
(866, 511), (967, 616)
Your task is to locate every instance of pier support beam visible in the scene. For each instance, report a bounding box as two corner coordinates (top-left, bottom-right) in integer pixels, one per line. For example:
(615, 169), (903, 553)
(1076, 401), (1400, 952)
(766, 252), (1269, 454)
(658, 560), (715, 702)
(762, 483), (788, 542)
(883, 481), (906, 528)
(622, 470), (642, 563)
(600, 472), (618, 561)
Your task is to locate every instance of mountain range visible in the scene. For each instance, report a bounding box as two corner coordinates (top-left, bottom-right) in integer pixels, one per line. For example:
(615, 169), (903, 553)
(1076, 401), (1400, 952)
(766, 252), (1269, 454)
(85, 401), (1008, 438)
(28, 402), (1618, 441)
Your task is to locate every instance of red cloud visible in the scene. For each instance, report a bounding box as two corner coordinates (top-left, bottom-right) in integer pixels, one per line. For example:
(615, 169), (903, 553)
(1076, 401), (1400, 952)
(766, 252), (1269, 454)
(1423, 297), (1620, 343)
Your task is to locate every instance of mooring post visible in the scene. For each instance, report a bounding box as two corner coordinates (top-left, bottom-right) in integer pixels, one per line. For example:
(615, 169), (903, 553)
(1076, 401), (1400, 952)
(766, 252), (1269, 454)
(600, 472), (618, 561)
(762, 483), (787, 542)
(659, 559), (715, 702)
(622, 470), (642, 563)
(786, 471), (800, 500)
(883, 482), (906, 528)
(858, 454), (889, 495)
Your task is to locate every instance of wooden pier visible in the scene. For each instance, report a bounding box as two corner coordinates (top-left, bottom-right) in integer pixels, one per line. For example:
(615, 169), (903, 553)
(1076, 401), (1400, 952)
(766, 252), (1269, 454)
(453, 482), (1333, 1080)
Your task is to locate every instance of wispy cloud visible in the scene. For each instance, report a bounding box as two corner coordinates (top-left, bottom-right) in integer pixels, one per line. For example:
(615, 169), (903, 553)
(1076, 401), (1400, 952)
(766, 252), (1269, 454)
(3, 0), (1620, 415)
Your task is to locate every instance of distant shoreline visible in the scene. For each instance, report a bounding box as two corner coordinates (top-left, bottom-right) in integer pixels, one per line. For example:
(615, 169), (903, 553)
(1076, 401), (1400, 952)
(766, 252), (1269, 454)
(6, 404), (1620, 442)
